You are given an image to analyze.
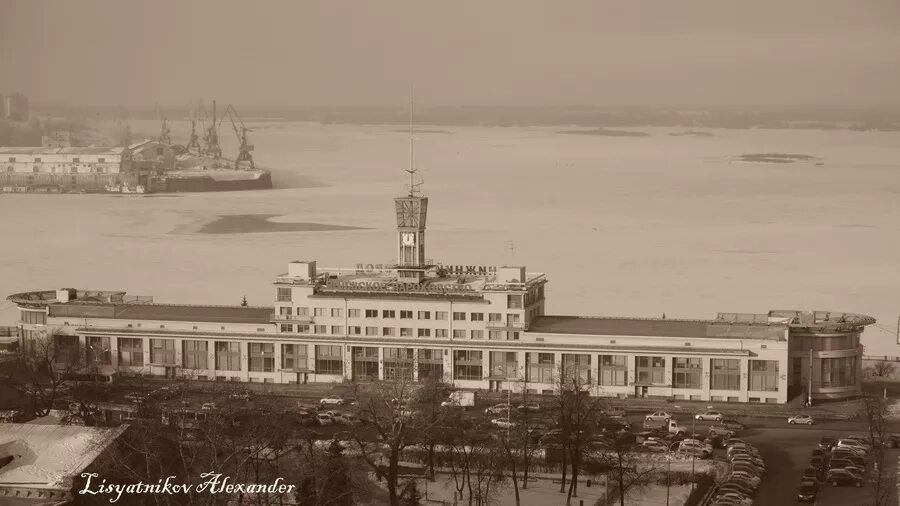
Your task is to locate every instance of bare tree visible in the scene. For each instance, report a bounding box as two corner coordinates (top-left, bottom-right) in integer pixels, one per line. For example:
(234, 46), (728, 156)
(862, 395), (892, 506)
(350, 359), (422, 506)
(603, 434), (658, 506)
(0, 330), (81, 418)
(869, 360), (896, 378)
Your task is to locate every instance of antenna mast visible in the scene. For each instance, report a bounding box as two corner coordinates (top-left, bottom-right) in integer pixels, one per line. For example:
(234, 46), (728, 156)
(405, 89), (422, 197)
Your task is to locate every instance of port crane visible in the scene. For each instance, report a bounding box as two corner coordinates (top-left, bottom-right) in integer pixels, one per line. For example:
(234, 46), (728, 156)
(199, 99), (222, 159)
(156, 104), (172, 145)
(185, 106), (201, 154)
(223, 104), (255, 170)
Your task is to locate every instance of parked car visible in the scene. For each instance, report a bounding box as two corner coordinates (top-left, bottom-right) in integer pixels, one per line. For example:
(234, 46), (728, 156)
(516, 403), (540, 412)
(645, 411), (672, 422)
(484, 403), (511, 416)
(825, 468), (863, 487)
(835, 439), (870, 453)
(830, 463), (865, 477)
(719, 419), (746, 431)
(797, 479), (819, 502)
(229, 390), (251, 400)
(829, 455), (866, 469)
(201, 402), (217, 410)
(319, 396), (344, 406)
(124, 392), (146, 404)
(491, 418), (516, 429)
(695, 410), (724, 422)
(832, 445), (867, 458)
(708, 425), (735, 438)
(642, 439), (669, 453)
(809, 456), (827, 472)
(817, 436), (836, 450)
(788, 414), (814, 425)
(729, 471), (761, 488)
(601, 406), (626, 417)
(718, 480), (755, 497)
(315, 413), (333, 426)
(713, 492), (753, 506)
(887, 433), (900, 448)
(801, 466), (822, 481)
(731, 455), (765, 468)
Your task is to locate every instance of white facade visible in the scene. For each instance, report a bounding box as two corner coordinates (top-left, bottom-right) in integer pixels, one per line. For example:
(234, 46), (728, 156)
(0, 146), (130, 175)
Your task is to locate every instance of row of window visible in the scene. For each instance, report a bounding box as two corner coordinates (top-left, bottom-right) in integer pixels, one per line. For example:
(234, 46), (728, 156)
(62, 337), (782, 391)
(277, 323), (521, 340)
(277, 289), (532, 311)
(276, 302), (521, 324)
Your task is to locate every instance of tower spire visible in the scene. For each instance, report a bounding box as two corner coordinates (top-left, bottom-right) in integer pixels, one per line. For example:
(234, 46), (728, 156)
(405, 88), (422, 197)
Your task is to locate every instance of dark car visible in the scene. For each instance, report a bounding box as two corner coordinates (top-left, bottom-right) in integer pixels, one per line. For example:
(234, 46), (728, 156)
(810, 448), (826, 459)
(719, 419), (746, 431)
(825, 468), (863, 488)
(597, 418), (630, 432)
(801, 466), (822, 481)
(887, 433), (900, 449)
(809, 456), (827, 472)
(817, 437), (835, 450)
(797, 480), (818, 502)
(829, 454), (866, 468)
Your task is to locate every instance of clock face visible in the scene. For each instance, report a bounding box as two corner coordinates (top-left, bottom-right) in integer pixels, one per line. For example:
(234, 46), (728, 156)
(401, 233), (416, 246)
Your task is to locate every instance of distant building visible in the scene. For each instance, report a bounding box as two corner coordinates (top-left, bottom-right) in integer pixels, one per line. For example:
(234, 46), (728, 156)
(4, 93), (29, 121)
(0, 146), (134, 191)
(0, 423), (127, 504)
(129, 138), (175, 171)
(41, 130), (73, 148)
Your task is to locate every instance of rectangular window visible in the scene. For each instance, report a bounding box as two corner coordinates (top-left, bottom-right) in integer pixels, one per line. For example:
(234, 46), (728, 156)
(418, 311), (431, 320)
(183, 340), (208, 369)
(280, 324), (294, 332)
(383, 347), (414, 381)
(526, 352), (555, 383)
(348, 309), (360, 318)
(490, 351), (518, 379)
(452, 329), (466, 339)
(383, 310), (396, 318)
(297, 307), (310, 316)
(314, 325), (327, 334)
(314, 307), (327, 317)
(470, 312), (484, 321)
(489, 313), (502, 322)
(488, 331), (502, 340)
(470, 330), (484, 339)
(507, 313), (521, 324)
(400, 328), (413, 337)
(365, 309), (378, 318)
(315, 345), (343, 375)
(821, 357), (857, 387)
(279, 306), (293, 316)
(117, 338), (143, 367)
(249, 343), (275, 372)
(417, 328), (431, 337)
(748, 360), (779, 392)
(331, 308), (343, 317)
(348, 326), (362, 335)
(400, 310), (413, 319)
(454, 350), (483, 380)
(635, 356), (666, 385)
(435, 311), (448, 321)
(365, 326), (378, 336)
(599, 354), (627, 386)
(277, 288), (291, 302)
(672, 357), (702, 389)
(710, 359), (740, 390)
(351, 346), (379, 381)
(331, 325), (344, 335)
(452, 312), (466, 321)
(562, 353), (592, 383)
(296, 324), (310, 333)
(435, 329), (448, 338)
(215, 342), (241, 371)
(150, 339), (176, 365)
(507, 294), (523, 309)
(383, 327), (396, 337)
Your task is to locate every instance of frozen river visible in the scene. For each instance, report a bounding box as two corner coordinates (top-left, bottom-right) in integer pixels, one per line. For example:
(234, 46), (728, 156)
(2, 121), (899, 355)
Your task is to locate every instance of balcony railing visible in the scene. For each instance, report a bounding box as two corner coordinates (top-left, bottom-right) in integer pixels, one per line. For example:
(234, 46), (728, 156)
(270, 314), (314, 323)
(486, 321), (529, 331)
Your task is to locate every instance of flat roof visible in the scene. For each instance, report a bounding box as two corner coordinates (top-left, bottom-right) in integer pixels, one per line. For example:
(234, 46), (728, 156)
(50, 303), (273, 324)
(0, 146), (125, 155)
(529, 315), (788, 340)
(0, 423), (126, 492)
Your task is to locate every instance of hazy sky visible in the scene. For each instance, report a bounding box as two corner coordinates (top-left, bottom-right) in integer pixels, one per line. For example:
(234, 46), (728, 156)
(2, 0), (899, 107)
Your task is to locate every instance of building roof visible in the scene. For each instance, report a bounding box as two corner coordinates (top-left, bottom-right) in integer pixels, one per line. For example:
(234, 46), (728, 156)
(50, 303), (274, 324)
(0, 146), (125, 155)
(528, 315), (788, 340)
(0, 423), (126, 493)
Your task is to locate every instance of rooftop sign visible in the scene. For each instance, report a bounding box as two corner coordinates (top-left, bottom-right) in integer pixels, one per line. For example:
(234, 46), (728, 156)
(354, 263), (497, 275)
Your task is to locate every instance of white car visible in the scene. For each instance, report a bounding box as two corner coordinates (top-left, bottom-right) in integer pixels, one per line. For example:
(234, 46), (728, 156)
(320, 396), (344, 406)
(695, 410), (724, 422)
(645, 411), (672, 422)
(642, 440), (669, 453)
(201, 402), (217, 410)
(485, 404), (511, 416)
(788, 414), (814, 425)
(491, 418), (516, 429)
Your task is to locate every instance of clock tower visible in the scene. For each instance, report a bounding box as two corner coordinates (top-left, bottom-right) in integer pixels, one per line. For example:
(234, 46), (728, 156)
(394, 194), (428, 283)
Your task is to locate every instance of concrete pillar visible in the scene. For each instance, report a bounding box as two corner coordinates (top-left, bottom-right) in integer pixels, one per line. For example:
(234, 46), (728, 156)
(109, 336), (119, 369)
(174, 338), (183, 369)
(701, 356), (712, 400)
(412, 348), (419, 382)
(274, 342), (283, 380)
(207, 340), (217, 375)
(240, 341), (249, 381)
